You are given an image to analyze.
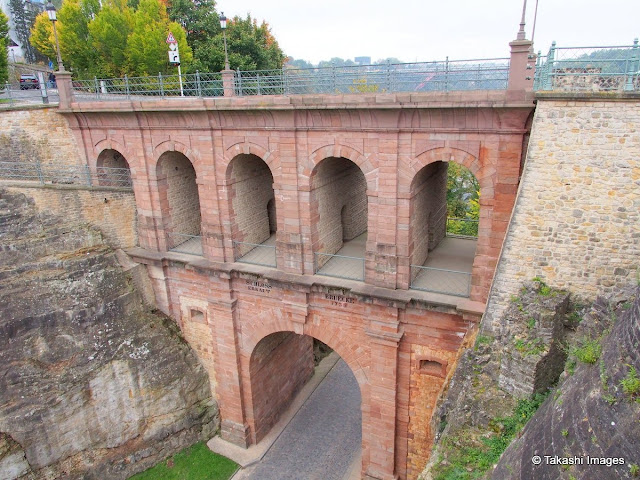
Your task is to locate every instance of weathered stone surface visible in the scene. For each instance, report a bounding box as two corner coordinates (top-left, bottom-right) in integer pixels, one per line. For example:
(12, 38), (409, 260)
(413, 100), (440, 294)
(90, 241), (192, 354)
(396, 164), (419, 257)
(0, 189), (218, 480)
(492, 287), (640, 479)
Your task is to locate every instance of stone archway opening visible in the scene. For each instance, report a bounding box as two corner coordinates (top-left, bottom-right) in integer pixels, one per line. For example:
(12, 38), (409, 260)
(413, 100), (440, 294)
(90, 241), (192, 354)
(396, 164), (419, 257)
(156, 151), (202, 255)
(227, 154), (276, 267)
(246, 332), (362, 478)
(310, 157), (368, 281)
(409, 161), (479, 297)
(96, 148), (132, 188)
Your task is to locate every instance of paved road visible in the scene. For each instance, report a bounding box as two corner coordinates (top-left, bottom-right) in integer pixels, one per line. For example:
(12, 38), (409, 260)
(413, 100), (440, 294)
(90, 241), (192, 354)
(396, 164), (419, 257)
(237, 358), (361, 480)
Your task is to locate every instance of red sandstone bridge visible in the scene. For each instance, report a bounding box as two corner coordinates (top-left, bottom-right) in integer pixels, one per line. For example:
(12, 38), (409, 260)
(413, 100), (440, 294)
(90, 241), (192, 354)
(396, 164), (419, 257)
(41, 37), (638, 480)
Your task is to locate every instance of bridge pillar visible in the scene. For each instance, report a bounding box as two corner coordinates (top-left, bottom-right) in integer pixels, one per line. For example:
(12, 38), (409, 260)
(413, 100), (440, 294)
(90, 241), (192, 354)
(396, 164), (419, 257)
(211, 289), (251, 447)
(507, 38), (535, 99)
(364, 311), (403, 480)
(222, 69), (235, 97)
(55, 71), (73, 109)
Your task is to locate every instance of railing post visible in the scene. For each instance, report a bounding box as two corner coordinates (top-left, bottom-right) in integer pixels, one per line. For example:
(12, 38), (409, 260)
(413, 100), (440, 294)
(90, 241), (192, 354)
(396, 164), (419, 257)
(94, 76), (99, 99)
(35, 161), (44, 184)
(54, 71), (74, 109)
(196, 70), (202, 97)
(625, 38), (639, 92)
(283, 67), (288, 95)
(257, 74), (261, 95)
(542, 41), (556, 91)
(386, 60), (391, 91)
(158, 73), (164, 97)
(84, 165), (92, 187)
(125, 74), (130, 99)
(445, 56), (449, 92)
(507, 34), (534, 97)
(223, 69), (236, 97)
(5, 82), (11, 106)
(332, 63), (336, 92)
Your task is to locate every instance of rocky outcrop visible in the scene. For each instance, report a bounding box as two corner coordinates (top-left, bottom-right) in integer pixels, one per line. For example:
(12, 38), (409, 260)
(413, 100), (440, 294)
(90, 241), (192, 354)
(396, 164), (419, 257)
(0, 189), (218, 479)
(492, 287), (640, 480)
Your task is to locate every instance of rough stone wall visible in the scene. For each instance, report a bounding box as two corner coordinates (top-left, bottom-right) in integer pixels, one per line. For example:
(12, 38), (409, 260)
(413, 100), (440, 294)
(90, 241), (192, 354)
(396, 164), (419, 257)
(2, 185), (137, 249)
(485, 98), (640, 333)
(158, 152), (201, 242)
(409, 161), (448, 270)
(311, 157), (368, 259)
(249, 332), (314, 443)
(228, 154), (275, 254)
(0, 107), (83, 166)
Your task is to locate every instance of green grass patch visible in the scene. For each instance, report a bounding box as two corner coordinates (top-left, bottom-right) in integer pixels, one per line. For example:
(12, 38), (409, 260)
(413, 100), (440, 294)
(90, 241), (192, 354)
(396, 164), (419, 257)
(433, 393), (549, 480)
(514, 337), (546, 357)
(128, 442), (238, 480)
(621, 366), (640, 400)
(571, 338), (602, 365)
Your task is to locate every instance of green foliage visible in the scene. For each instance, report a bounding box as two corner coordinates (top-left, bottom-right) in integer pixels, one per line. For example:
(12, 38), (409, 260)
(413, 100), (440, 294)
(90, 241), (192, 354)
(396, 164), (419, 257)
(88, 0), (134, 77)
(447, 162), (479, 219)
(128, 442), (238, 480)
(433, 393), (549, 480)
(29, 13), (56, 66)
(348, 78), (381, 93)
(571, 338), (602, 365)
(620, 365), (640, 399)
(9, 0), (39, 62)
(526, 317), (536, 329)
(630, 463), (639, 477)
(514, 337), (546, 357)
(561, 428), (569, 437)
(0, 11), (9, 84)
(57, 0), (101, 75)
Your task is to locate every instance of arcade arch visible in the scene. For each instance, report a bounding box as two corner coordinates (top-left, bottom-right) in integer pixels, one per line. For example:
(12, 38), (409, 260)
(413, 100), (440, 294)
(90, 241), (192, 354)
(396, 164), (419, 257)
(96, 148), (132, 187)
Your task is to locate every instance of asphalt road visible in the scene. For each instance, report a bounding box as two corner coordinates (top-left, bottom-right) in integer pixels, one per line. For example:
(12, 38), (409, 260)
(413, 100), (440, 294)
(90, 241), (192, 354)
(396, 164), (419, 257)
(238, 358), (362, 480)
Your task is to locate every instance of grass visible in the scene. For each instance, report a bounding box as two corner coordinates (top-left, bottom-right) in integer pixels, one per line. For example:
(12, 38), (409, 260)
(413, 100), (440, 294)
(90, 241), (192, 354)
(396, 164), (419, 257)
(514, 337), (546, 357)
(570, 337), (602, 365)
(128, 442), (238, 480)
(621, 366), (640, 400)
(433, 393), (549, 480)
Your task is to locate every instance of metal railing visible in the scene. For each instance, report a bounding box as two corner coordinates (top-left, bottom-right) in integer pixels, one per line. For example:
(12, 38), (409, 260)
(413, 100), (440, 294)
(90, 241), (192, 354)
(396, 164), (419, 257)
(235, 58), (509, 95)
(72, 72), (224, 101)
(410, 265), (471, 297)
(1, 82), (60, 108)
(167, 233), (203, 255)
(233, 240), (277, 267)
(446, 217), (479, 238)
(0, 161), (132, 188)
(314, 252), (365, 281)
(69, 57), (510, 101)
(534, 40), (640, 93)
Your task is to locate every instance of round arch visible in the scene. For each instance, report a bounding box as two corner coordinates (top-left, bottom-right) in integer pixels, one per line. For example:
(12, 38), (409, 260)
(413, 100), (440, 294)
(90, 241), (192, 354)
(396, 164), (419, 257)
(152, 140), (201, 176)
(223, 142), (280, 185)
(93, 139), (137, 171)
(409, 147), (484, 190)
(308, 144), (377, 192)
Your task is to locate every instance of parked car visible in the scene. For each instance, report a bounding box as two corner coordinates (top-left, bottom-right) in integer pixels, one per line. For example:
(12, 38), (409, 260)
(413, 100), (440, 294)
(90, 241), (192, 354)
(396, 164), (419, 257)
(19, 74), (39, 90)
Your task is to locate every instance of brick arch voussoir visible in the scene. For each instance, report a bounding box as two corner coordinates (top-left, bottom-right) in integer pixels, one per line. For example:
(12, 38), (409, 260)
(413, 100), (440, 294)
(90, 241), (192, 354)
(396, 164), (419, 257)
(223, 142), (280, 185)
(153, 140), (201, 179)
(407, 147), (490, 195)
(93, 139), (137, 171)
(307, 144), (377, 192)
(243, 319), (368, 392)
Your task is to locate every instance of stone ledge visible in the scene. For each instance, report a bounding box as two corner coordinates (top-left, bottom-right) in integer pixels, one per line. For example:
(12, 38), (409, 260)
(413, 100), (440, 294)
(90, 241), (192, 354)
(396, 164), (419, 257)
(126, 247), (483, 315)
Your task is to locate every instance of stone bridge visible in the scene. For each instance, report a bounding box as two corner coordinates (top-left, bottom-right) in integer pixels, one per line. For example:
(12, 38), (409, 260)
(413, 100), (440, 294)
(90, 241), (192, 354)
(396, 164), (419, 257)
(53, 38), (535, 480)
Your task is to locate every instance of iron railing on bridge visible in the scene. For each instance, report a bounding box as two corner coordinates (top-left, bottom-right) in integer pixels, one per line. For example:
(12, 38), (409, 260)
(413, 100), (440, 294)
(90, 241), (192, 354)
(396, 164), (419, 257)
(0, 161), (132, 188)
(410, 265), (472, 297)
(69, 57), (510, 101)
(1, 82), (60, 108)
(534, 40), (640, 93)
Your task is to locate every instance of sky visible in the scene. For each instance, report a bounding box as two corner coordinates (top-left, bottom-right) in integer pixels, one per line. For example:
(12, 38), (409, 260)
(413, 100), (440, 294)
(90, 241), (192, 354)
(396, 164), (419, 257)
(215, 0), (640, 64)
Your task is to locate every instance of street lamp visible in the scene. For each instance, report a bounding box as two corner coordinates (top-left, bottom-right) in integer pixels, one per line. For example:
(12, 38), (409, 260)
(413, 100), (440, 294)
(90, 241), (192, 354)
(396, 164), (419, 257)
(220, 12), (229, 70)
(45, 1), (65, 72)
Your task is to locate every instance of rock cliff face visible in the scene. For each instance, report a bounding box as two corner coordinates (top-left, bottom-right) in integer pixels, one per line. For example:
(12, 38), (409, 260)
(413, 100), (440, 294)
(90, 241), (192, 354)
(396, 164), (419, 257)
(0, 189), (218, 479)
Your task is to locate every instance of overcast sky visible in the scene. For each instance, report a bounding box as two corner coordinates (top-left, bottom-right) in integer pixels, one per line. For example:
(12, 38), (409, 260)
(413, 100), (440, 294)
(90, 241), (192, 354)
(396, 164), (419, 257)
(216, 0), (640, 64)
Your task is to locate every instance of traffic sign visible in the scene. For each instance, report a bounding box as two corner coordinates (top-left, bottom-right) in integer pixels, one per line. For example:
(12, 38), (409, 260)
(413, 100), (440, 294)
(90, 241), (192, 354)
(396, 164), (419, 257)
(166, 32), (177, 44)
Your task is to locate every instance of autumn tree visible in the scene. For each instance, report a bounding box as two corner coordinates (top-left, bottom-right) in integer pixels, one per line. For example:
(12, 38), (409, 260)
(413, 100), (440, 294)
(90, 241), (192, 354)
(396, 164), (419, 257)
(88, 0), (134, 77)
(57, 0), (100, 75)
(0, 11), (9, 83)
(8, 0), (39, 62)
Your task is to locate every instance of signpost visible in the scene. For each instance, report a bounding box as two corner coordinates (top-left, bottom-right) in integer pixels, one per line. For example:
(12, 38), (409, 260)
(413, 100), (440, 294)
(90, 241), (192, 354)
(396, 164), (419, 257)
(166, 32), (183, 96)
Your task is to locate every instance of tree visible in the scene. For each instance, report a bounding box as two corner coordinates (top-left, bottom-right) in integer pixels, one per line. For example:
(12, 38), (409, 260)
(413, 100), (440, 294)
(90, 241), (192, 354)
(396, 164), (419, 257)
(30, 13), (56, 66)
(446, 162), (480, 236)
(0, 11), (9, 83)
(126, 0), (191, 76)
(57, 0), (100, 75)
(9, 0), (39, 62)
(285, 58), (314, 69)
(88, 0), (134, 77)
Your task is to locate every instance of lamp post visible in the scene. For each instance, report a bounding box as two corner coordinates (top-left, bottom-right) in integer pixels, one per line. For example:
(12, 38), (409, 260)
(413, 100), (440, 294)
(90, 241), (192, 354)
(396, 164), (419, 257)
(45, 1), (65, 72)
(220, 12), (229, 70)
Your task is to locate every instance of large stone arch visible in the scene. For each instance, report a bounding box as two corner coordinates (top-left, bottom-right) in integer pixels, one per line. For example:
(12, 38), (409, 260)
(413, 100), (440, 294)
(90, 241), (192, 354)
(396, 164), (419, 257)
(92, 138), (138, 171)
(307, 144), (377, 192)
(408, 146), (484, 192)
(152, 140), (202, 174)
(222, 142), (280, 186)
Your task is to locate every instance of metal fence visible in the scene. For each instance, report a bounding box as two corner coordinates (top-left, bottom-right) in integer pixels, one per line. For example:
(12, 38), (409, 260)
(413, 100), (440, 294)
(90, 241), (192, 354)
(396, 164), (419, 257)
(233, 240), (277, 267)
(167, 233), (203, 255)
(72, 72), (224, 101)
(0, 82), (60, 108)
(0, 161), (132, 188)
(534, 40), (640, 93)
(410, 265), (471, 297)
(69, 57), (510, 101)
(234, 58), (510, 95)
(314, 252), (365, 281)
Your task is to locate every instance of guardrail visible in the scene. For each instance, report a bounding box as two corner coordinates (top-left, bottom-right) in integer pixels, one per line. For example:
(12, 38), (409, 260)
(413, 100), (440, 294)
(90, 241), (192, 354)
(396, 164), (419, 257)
(534, 40), (640, 92)
(410, 265), (471, 297)
(314, 252), (365, 281)
(233, 240), (277, 267)
(446, 217), (479, 238)
(167, 233), (203, 255)
(69, 57), (510, 101)
(0, 82), (60, 107)
(0, 162), (132, 188)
